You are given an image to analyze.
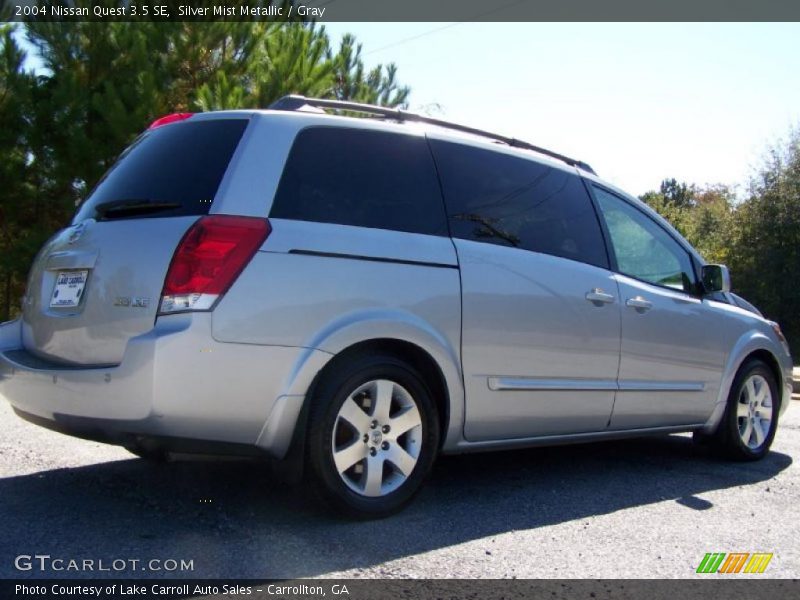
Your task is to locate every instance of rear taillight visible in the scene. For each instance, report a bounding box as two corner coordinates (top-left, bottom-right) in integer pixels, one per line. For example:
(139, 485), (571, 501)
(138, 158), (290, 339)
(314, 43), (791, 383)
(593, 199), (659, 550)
(149, 112), (194, 129)
(159, 216), (271, 314)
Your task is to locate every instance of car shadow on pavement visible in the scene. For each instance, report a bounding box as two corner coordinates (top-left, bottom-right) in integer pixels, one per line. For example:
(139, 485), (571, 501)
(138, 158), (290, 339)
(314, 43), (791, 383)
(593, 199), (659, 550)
(0, 434), (791, 578)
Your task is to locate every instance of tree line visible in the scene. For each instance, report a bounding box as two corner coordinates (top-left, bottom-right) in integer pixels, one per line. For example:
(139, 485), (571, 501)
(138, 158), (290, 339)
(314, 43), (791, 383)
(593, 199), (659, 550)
(0, 20), (797, 360)
(640, 134), (799, 359)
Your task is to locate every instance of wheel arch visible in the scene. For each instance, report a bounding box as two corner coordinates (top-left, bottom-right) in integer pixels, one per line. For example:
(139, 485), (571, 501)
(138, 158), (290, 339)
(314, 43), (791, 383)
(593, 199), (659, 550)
(305, 338), (452, 447)
(702, 330), (787, 434)
(263, 312), (464, 471)
(745, 348), (784, 401)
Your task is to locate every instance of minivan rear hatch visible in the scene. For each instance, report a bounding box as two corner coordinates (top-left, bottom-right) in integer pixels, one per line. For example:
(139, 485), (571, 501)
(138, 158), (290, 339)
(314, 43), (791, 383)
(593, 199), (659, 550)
(21, 116), (250, 366)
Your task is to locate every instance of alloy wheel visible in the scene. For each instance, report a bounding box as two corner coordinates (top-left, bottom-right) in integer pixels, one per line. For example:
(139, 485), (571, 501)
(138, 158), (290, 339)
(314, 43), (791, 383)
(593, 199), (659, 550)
(737, 374), (773, 450)
(331, 379), (423, 497)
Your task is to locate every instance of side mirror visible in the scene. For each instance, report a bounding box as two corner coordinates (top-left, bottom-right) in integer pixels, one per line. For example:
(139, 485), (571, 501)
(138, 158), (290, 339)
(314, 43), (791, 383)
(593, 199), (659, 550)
(701, 264), (731, 293)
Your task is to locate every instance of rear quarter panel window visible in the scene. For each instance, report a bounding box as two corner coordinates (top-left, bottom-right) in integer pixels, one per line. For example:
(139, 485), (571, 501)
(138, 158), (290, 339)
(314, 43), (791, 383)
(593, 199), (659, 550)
(74, 119), (249, 222)
(270, 127), (448, 236)
(429, 140), (609, 269)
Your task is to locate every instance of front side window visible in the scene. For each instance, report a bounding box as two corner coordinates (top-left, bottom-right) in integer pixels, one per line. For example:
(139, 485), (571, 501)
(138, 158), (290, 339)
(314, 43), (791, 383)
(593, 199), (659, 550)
(429, 140), (609, 269)
(593, 186), (696, 293)
(270, 127), (448, 236)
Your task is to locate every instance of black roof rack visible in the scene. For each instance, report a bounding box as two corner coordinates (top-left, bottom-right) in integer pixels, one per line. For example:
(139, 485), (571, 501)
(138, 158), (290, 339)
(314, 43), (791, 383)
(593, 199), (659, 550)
(268, 95), (596, 175)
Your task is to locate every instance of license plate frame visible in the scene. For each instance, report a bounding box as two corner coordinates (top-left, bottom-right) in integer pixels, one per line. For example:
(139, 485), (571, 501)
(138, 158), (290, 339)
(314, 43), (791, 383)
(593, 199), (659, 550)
(49, 270), (89, 308)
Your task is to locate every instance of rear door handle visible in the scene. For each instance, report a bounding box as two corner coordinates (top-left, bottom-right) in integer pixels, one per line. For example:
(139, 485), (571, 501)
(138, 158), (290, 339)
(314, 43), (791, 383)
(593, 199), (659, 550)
(626, 296), (653, 312)
(585, 288), (615, 305)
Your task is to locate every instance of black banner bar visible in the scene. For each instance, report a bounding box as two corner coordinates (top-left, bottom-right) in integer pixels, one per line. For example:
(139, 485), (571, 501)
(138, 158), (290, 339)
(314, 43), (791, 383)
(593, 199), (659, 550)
(5, 0), (800, 22)
(3, 579), (800, 600)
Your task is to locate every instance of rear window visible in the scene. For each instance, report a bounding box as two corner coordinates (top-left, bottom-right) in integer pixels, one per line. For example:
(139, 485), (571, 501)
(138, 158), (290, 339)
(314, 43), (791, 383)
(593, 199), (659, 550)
(270, 127), (448, 236)
(74, 119), (248, 222)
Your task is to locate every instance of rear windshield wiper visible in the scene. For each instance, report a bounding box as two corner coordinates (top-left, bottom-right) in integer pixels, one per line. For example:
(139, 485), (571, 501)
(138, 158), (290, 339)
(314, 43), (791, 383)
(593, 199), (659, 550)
(94, 198), (182, 220)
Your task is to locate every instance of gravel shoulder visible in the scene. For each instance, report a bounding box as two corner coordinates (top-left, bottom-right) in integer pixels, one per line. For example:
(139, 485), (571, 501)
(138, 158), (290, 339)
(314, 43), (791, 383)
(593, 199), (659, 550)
(1, 396), (798, 579)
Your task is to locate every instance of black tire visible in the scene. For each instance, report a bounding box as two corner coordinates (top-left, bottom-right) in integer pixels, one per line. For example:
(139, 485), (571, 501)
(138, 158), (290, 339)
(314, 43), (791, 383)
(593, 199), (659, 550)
(701, 359), (780, 461)
(305, 352), (440, 519)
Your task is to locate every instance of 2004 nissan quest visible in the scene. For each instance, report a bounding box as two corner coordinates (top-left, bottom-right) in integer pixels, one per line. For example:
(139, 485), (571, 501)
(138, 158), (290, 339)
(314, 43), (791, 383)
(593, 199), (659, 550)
(0, 96), (793, 517)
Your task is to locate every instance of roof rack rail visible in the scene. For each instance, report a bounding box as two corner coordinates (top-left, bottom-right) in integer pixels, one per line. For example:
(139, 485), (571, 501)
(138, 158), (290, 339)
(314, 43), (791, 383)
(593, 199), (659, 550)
(268, 95), (596, 175)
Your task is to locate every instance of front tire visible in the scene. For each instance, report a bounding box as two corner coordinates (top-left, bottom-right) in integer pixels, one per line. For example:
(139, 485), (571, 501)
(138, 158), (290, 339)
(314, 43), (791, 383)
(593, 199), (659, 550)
(306, 353), (440, 518)
(704, 359), (779, 461)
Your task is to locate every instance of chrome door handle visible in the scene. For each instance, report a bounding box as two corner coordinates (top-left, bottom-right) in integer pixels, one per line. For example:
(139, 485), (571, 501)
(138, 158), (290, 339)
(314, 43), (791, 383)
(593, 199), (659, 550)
(626, 296), (653, 311)
(585, 288), (615, 305)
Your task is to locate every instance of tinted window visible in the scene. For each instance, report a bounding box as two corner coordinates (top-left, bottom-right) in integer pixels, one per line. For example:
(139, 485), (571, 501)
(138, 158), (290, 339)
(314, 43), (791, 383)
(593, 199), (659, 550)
(270, 127), (447, 236)
(429, 140), (608, 268)
(593, 186), (696, 293)
(75, 119), (248, 222)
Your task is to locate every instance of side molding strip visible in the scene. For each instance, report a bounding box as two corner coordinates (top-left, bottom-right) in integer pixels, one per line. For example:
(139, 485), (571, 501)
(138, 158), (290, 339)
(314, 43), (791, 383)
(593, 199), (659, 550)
(488, 377), (704, 392)
(488, 377), (617, 391)
(618, 380), (705, 392)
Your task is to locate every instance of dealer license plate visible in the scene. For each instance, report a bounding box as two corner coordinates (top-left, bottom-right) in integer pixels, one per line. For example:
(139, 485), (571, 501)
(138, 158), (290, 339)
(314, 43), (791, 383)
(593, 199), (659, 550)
(50, 270), (88, 308)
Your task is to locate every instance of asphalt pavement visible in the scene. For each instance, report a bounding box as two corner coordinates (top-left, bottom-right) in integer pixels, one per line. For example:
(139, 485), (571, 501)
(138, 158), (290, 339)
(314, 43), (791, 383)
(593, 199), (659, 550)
(1, 395), (798, 579)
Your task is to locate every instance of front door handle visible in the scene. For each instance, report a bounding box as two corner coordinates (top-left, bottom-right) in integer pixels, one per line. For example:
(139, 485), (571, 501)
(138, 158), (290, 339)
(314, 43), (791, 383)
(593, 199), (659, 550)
(626, 296), (653, 312)
(585, 288), (615, 305)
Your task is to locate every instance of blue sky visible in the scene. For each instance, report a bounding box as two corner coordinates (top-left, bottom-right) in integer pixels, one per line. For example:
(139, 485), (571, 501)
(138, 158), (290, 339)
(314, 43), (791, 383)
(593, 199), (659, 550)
(323, 23), (800, 196)
(17, 22), (800, 196)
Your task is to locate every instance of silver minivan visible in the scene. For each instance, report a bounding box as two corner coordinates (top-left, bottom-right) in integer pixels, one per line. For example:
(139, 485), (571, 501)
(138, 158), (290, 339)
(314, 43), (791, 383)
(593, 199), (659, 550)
(0, 96), (793, 517)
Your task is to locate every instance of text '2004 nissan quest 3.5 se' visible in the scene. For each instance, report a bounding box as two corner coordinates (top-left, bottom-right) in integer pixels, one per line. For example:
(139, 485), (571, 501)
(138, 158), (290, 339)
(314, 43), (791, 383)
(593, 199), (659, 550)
(0, 96), (793, 517)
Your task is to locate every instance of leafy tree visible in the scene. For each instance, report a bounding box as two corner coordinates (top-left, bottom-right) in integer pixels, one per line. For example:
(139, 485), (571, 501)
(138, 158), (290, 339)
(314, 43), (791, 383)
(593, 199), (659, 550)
(641, 179), (697, 239)
(688, 186), (734, 265)
(643, 165), (798, 359)
(727, 130), (800, 355)
(659, 178), (696, 209)
(641, 180), (734, 263)
(641, 187), (693, 238)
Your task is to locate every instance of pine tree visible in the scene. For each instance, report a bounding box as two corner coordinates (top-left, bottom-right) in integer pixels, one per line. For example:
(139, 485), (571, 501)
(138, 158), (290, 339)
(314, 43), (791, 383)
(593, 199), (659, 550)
(330, 34), (410, 107)
(0, 25), (37, 320)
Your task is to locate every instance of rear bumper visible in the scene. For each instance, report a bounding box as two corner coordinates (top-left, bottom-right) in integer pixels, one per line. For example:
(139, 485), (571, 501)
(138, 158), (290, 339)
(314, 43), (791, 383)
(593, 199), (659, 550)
(11, 406), (267, 457)
(0, 316), (329, 458)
